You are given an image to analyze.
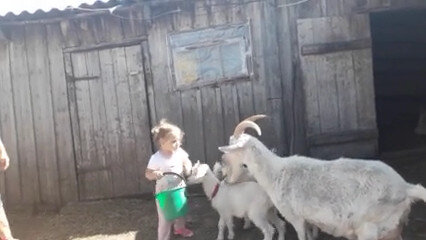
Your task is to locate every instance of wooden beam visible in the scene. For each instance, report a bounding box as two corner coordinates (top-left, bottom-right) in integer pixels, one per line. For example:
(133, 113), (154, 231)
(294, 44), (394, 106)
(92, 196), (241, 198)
(63, 36), (147, 53)
(301, 38), (371, 56)
(308, 129), (378, 146)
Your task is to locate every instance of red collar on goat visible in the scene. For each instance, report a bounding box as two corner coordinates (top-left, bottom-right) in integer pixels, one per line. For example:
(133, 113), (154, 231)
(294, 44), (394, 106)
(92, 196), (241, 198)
(210, 183), (220, 200)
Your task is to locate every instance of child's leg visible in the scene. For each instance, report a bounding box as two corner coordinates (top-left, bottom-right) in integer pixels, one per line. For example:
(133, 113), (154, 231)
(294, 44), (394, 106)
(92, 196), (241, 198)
(174, 217), (185, 230)
(156, 201), (172, 240)
(0, 199), (14, 240)
(173, 217), (193, 237)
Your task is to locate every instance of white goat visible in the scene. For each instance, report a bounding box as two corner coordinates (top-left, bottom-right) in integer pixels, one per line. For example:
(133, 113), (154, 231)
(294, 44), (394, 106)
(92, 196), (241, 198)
(215, 157), (319, 240)
(213, 161), (254, 230)
(188, 161), (286, 240)
(218, 116), (426, 240)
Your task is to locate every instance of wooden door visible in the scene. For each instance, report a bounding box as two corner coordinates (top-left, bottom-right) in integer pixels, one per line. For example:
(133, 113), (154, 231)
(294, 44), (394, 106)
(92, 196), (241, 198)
(297, 14), (378, 159)
(65, 43), (153, 200)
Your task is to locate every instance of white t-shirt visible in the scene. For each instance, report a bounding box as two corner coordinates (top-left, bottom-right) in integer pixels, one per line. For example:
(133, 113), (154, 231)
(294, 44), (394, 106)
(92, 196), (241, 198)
(147, 148), (190, 193)
(147, 147), (189, 174)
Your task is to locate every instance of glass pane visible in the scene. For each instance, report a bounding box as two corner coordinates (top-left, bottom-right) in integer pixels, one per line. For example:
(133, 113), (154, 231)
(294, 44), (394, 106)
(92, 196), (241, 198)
(221, 42), (245, 77)
(174, 50), (199, 85)
(197, 46), (223, 81)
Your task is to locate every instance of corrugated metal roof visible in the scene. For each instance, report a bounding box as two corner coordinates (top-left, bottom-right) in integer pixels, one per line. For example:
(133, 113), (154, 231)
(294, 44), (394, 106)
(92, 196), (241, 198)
(0, 0), (136, 22)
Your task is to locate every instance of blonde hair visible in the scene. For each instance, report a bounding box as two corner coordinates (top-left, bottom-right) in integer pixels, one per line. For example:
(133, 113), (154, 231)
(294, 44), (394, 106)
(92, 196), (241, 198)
(151, 119), (184, 145)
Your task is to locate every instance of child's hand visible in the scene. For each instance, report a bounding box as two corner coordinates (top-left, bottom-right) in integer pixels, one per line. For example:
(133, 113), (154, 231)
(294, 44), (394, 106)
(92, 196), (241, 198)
(154, 171), (164, 180)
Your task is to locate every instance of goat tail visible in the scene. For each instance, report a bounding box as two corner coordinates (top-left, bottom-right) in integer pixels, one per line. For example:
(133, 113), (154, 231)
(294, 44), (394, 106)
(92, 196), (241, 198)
(407, 184), (426, 202)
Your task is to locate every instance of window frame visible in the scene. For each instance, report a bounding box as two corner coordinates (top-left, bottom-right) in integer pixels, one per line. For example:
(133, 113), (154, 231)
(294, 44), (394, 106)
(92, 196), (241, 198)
(168, 23), (253, 90)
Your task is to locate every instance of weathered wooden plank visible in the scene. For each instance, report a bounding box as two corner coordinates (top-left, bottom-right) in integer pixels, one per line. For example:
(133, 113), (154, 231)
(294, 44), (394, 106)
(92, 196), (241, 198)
(279, 5), (307, 154)
(120, 6), (147, 39)
(193, 0), (209, 28)
(236, 81), (254, 120)
(46, 23), (78, 204)
(301, 38), (371, 55)
(141, 41), (156, 126)
(332, 13), (359, 131)
(181, 89), (206, 162)
(111, 47), (139, 196)
(296, 0), (325, 19)
(100, 15), (125, 43)
(74, 79), (99, 200)
(209, 0), (229, 26)
(246, 1), (273, 147)
(310, 139), (378, 159)
(124, 44), (153, 193)
(297, 19), (321, 136)
(72, 50), (111, 200)
(0, 42), (21, 204)
(215, 87), (226, 145)
(59, 19), (80, 48)
(74, 18), (100, 47)
(324, 0), (343, 16)
(229, 0), (246, 23)
(312, 17), (341, 133)
(63, 36), (147, 54)
(98, 48), (122, 197)
(353, 49), (377, 129)
(148, 15), (183, 125)
(72, 51), (102, 200)
(201, 87), (224, 165)
(220, 83), (240, 140)
(315, 53), (340, 133)
(10, 25), (39, 205)
(335, 52), (358, 130)
(277, 5), (293, 155)
(261, 1), (286, 153)
(85, 50), (114, 199)
(64, 53), (83, 201)
(349, 14), (371, 39)
(173, 4), (193, 31)
(71, 51), (88, 78)
(25, 24), (61, 206)
(309, 129), (378, 146)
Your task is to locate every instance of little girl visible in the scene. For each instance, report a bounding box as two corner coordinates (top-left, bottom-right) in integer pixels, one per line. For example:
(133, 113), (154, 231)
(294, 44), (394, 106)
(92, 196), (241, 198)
(145, 119), (194, 240)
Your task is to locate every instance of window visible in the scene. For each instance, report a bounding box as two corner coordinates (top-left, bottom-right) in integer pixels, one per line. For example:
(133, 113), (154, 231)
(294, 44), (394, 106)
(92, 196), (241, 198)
(169, 24), (252, 87)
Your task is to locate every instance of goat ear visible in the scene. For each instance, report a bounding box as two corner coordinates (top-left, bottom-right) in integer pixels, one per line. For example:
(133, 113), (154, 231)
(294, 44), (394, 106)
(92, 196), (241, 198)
(194, 161), (200, 167)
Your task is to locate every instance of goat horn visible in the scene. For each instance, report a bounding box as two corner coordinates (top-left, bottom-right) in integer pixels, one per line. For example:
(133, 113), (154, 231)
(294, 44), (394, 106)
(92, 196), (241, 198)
(242, 114), (267, 122)
(233, 120), (261, 138)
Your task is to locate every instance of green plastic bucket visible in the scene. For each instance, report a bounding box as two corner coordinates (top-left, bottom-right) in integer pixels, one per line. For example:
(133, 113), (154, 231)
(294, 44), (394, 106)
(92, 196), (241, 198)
(155, 173), (188, 221)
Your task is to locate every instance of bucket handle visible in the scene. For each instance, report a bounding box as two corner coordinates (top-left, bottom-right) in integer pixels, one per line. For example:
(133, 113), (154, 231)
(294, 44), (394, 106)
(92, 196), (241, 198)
(163, 172), (186, 183)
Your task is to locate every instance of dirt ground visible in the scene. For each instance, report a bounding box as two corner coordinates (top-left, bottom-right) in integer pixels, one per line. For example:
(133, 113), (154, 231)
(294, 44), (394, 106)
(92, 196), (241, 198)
(6, 161), (426, 240)
(6, 194), (426, 240)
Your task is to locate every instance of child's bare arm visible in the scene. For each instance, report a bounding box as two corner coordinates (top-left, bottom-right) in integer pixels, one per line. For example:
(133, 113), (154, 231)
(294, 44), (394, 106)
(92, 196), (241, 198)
(182, 158), (193, 177)
(145, 168), (163, 181)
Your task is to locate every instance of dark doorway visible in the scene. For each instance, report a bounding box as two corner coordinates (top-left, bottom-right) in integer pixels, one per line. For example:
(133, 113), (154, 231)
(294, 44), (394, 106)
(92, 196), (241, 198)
(371, 9), (426, 156)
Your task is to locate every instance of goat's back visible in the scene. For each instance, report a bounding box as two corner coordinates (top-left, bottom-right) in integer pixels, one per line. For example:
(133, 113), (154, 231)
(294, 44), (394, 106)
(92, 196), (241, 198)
(269, 156), (413, 239)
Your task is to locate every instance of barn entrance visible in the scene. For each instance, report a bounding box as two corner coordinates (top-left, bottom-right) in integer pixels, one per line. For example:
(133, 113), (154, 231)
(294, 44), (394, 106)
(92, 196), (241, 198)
(371, 9), (426, 159)
(65, 42), (153, 200)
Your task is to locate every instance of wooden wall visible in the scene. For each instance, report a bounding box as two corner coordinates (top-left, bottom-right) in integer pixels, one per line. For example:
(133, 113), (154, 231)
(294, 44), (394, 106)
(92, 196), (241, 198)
(0, 0), (285, 207)
(276, 0), (426, 158)
(0, 4), (152, 207)
(147, 0), (285, 163)
(2, 0), (425, 207)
